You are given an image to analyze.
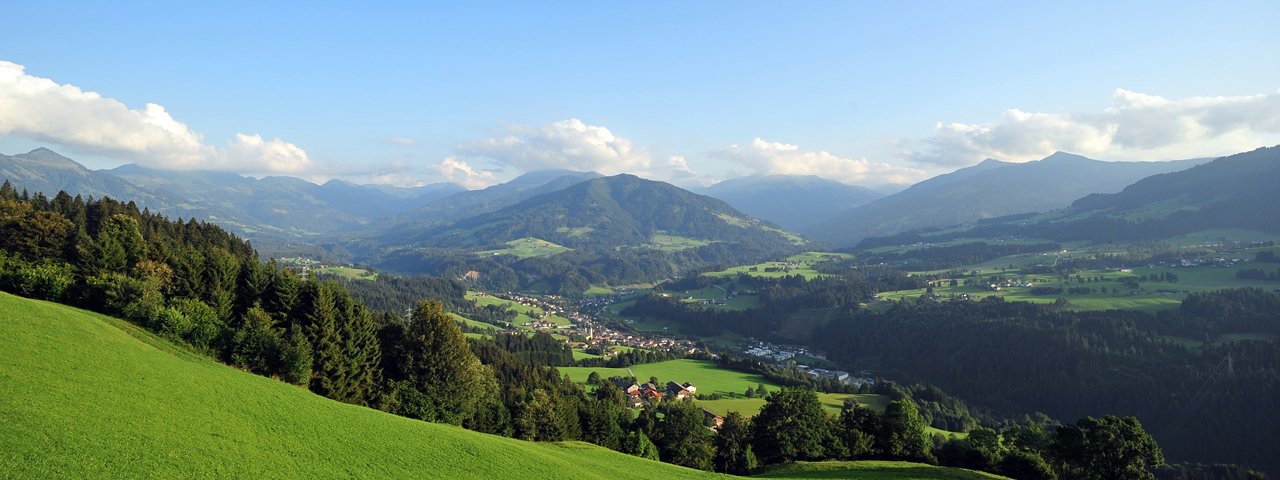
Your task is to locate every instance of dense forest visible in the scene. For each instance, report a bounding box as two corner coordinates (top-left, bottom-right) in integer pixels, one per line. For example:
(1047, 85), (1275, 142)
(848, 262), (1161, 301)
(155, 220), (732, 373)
(812, 293), (1280, 476)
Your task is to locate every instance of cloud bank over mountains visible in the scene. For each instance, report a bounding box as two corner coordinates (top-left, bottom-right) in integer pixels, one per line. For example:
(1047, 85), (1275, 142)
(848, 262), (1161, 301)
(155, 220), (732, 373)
(904, 88), (1280, 165)
(0, 60), (313, 175)
(2, 58), (1277, 189)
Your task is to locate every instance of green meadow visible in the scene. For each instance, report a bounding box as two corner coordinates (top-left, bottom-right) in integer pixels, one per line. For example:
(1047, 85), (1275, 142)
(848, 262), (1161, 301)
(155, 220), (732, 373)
(466, 291), (573, 326)
(316, 266), (378, 281)
(478, 237), (573, 259)
(649, 231), (715, 251)
(878, 258), (1280, 313)
(704, 252), (851, 280)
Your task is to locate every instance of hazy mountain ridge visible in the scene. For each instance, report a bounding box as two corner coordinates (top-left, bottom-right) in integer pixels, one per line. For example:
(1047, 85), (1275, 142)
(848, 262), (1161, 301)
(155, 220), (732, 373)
(698, 174), (882, 231)
(0, 148), (182, 209)
(110, 164), (465, 236)
(806, 152), (1209, 246)
(392, 174), (798, 251)
(0, 148), (466, 241)
(855, 146), (1280, 247)
(367, 170), (603, 238)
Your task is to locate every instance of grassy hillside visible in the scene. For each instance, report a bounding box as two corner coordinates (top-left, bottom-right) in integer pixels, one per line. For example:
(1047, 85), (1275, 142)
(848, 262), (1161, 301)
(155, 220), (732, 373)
(0, 292), (724, 479)
(0, 292), (992, 479)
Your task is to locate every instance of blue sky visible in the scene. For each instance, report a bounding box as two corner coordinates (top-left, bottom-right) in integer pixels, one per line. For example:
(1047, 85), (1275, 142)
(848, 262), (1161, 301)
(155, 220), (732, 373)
(1, 1), (1278, 188)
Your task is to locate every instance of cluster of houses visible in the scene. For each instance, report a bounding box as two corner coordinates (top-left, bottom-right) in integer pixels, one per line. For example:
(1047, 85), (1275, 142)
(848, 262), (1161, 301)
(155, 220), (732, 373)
(609, 378), (725, 429)
(612, 379), (699, 407)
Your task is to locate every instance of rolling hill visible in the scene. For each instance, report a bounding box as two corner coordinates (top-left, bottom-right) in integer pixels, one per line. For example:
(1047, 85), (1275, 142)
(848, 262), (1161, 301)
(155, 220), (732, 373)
(375, 174), (802, 252)
(805, 152), (1206, 246)
(699, 175), (882, 231)
(366, 169), (603, 242)
(0, 292), (999, 479)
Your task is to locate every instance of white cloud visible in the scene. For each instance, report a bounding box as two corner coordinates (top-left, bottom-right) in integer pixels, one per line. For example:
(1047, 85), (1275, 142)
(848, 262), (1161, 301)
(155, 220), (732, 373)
(458, 118), (654, 175)
(711, 138), (928, 186)
(905, 88), (1280, 166)
(452, 118), (701, 185)
(436, 156), (499, 189)
(0, 60), (311, 174)
(220, 133), (312, 173)
(387, 136), (416, 146)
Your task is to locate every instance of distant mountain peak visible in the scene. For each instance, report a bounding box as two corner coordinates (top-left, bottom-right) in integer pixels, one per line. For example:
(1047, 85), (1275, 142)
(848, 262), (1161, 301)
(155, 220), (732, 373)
(1039, 151), (1093, 163)
(13, 147), (84, 170)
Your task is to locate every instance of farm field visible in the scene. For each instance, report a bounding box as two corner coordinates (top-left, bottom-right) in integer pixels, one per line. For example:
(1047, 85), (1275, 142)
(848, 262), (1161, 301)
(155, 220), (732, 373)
(559, 359), (782, 397)
(673, 284), (760, 310)
(316, 266), (378, 281)
(477, 237), (572, 259)
(0, 293), (729, 479)
(558, 359), (964, 438)
(465, 291), (573, 326)
(450, 313), (500, 332)
(879, 260), (1280, 313)
(648, 232), (714, 251)
(704, 252), (852, 280)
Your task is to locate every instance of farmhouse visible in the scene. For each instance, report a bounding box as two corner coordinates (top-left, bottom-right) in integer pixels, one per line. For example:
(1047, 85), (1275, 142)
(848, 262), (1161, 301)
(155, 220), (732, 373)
(703, 409), (724, 430)
(665, 381), (693, 399)
(611, 378), (642, 395)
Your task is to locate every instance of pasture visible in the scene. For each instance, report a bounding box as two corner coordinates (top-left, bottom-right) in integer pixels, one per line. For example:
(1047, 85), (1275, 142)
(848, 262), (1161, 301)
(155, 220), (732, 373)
(477, 237), (572, 259)
(704, 252), (851, 280)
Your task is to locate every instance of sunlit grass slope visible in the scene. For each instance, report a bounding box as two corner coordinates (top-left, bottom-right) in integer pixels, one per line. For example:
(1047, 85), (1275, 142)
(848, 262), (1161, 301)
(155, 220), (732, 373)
(0, 292), (723, 479)
(0, 292), (990, 479)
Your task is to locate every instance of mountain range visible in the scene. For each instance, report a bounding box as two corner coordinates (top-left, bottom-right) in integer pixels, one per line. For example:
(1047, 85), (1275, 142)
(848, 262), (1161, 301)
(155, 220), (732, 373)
(803, 152), (1209, 246)
(0, 148), (464, 241)
(697, 174), (882, 231)
(8, 146), (1276, 268)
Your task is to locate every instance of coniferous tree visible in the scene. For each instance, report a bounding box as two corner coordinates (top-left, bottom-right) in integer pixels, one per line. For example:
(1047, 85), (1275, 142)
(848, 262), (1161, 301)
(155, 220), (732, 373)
(338, 292), (382, 406)
(302, 281), (345, 398)
(230, 305), (283, 376)
(279, 325), (313, 386)
(399, 300), (494, 425)
(516, 389), (567, 441)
